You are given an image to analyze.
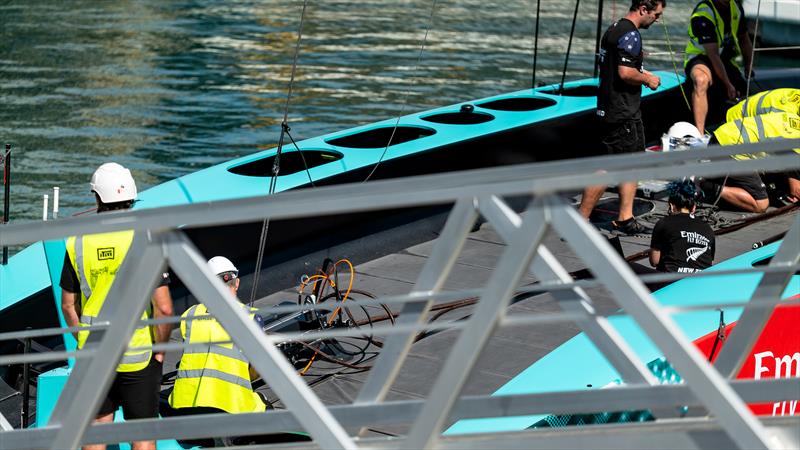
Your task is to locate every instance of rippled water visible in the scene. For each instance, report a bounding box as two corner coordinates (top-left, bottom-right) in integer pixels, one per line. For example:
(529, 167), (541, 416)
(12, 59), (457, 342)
(0, 0), (732, 220)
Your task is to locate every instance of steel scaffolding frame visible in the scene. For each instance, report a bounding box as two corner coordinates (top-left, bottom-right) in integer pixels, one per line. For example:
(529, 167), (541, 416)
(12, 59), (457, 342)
(0, 139), (798, 449)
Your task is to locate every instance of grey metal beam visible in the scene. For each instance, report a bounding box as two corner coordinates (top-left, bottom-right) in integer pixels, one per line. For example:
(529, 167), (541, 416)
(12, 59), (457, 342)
(404, 199), (550, 449)
(48, 232), (168, 450)
(477, 195), (658, 387)
(163, 231), (356, 450)
(355, 197), (479, 405)
(3, 378), (797, 448)
(714, 215), (800, 378)
(548, 198), (777, 449)
(0, 139), (797, 247)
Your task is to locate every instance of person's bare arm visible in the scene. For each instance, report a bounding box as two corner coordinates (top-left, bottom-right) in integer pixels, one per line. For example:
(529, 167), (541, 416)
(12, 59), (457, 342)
(619, 66), (660, 90)
(702, 42), (737, 99)
(61, 290), (81, 339)
(649, 249), (661, 267)
(151, 285), (174, 363)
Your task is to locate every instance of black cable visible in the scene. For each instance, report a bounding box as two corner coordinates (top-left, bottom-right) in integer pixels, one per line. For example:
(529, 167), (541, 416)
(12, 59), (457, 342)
(250, 0), (310, 304)
(559, 0), (582, 94)
(531, 0), (541, 89)
(284, 125), (316, 188)
(362, 0), (438, 184)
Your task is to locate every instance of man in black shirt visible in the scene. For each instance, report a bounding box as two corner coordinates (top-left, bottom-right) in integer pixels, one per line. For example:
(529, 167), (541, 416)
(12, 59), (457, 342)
(650, 180), (715, 272)
(684, 0), (754, 134)
(578, 0), (665, 235)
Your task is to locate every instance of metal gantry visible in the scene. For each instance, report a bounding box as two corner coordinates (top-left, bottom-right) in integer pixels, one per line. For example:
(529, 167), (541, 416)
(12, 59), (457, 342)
(0, 139), (798, 449)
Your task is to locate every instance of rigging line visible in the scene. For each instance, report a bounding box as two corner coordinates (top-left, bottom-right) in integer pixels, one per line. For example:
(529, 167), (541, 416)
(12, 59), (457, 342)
(285, 126), (316, 188)
(362, 0), (438, 184)
(592, 0), (604, 79)
(559, 0), (581, 94)
(531, 0), (542, 88)
(743, 0), (762, 101)
(659, 17), (691, 112)
(250, 0), (310, 305)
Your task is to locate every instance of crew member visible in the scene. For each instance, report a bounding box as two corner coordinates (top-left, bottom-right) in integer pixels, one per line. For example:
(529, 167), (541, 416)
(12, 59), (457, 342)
(169, 256), (266, 445)
(60, 162), (174, 450)
(578, 0), (665, 235)
(726, 88), (800, 122)
(650, 180), (715, 273)
(684, 0), (754, 134)
(712, 111), (800, 205)
(672, 113), (800, 212)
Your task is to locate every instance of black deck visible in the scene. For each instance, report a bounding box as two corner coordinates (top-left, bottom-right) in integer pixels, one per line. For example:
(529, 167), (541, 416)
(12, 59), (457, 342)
(160, 192), (798, 437)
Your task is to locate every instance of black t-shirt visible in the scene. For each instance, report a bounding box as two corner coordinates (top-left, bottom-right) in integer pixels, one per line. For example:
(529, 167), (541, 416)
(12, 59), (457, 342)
(689, 0), (746, 61)
(597, 18), (643, 124)
(650, 214), (715, 273)
(60, 253), (170, 294)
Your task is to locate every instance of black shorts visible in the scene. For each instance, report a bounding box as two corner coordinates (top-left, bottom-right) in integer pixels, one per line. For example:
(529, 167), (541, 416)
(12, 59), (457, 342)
(716, 173), (768, 200)
(601, 118), (645, 154)
(685, 55), (747, 95)
(98, 358), (162, 419)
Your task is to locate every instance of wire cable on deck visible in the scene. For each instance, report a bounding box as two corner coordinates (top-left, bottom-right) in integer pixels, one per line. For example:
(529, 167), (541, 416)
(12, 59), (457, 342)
(362, 0), (438, 184)
(250, 0), (310, 305)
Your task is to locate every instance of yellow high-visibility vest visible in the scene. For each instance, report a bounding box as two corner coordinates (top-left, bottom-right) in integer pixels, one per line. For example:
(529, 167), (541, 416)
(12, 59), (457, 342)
(66, 231), (153, 372)
(684, 0), (742, 68)
(726, 89), (800, 122)
(713, 112), (800, 160)
(169, 304), (266, 414)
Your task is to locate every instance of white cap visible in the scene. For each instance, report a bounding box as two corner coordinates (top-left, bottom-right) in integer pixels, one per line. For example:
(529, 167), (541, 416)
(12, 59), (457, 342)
(90, 163), (138, 203)
(208, 256), (238, 279)
(664, 122), (706, 151)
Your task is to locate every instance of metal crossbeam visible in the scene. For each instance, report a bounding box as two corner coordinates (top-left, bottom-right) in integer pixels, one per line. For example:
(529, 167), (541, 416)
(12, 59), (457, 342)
(477, 194), (658, 386)
(0, 140), (796, 449)
(404, 199), (550, 449)
(48, 232), (168, 449)
(163, 231), (356, 450)
(714, 215), (800, 378)
(548, 197), (778, 449)
(356, 198), (478, 405)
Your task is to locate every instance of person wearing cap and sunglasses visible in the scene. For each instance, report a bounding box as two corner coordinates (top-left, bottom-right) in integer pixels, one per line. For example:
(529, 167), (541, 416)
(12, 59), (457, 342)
(60, 163), (174, 450)
(168, 256), (266, 446)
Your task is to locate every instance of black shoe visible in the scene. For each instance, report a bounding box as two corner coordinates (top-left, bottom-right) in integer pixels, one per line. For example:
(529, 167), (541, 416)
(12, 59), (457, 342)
(612, 217), (649, 235)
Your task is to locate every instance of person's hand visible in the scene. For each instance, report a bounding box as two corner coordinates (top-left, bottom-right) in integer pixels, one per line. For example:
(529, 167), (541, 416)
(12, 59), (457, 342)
(154, 352), (165, 363)
(725, 81), (738, 100)
(645, 73), (661, 91)
(787, 178), (800, 203)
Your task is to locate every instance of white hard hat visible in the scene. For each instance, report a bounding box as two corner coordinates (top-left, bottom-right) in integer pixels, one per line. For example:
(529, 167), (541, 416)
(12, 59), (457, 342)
(208, 256), (238, 280)
(664, 122), (706, 151)
(668, 122), (703, 140)
(90, 163), (138, 203)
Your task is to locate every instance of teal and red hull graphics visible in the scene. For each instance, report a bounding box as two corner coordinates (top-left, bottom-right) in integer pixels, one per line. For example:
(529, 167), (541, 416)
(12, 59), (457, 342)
(694, 300), (800, 417)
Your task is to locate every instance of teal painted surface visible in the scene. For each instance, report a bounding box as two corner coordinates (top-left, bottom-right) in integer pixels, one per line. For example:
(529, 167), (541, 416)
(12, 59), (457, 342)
(157, 72), (682, 205)
(0, 242), (51, 309)
(447, 242), (800, 434)
(43, 239), (74, 354)
(35, 366), (70, 427)
(0, 72), (682, 311)
(35, 367), (188, 448)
